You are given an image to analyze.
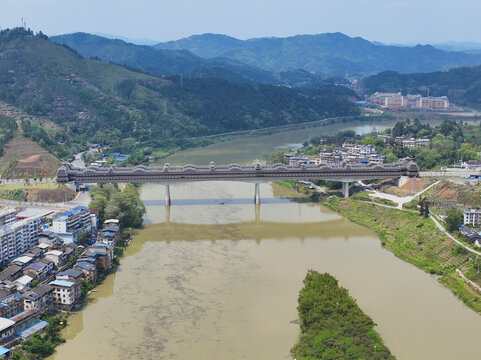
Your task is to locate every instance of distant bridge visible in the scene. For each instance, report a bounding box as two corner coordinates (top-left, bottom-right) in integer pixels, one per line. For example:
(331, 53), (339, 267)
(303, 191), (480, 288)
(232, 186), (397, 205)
(56, 159), (419, 204)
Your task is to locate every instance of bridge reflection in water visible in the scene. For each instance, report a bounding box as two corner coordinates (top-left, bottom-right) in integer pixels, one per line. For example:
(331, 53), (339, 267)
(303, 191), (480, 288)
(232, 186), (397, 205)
(141, 215), (349, 245)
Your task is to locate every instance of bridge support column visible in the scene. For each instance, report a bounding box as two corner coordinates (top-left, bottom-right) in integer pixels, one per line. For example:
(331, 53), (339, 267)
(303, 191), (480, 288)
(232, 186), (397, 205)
(165, 184), (171, 206)
(255, 203), (260, 224)
(254, 183), (260, 205)
(341, 181), (350, 198)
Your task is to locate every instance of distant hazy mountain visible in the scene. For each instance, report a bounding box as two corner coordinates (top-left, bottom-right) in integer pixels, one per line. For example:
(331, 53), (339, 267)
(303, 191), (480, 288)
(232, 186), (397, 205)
(92, 32), (159, 46)
(155, 32), (481, 77)
(432, 41), (481, 53)
(51, 33), (325, 86)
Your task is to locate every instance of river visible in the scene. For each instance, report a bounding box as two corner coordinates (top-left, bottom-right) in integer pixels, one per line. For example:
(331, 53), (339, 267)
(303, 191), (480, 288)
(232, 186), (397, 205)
(49, 118), (481, 360)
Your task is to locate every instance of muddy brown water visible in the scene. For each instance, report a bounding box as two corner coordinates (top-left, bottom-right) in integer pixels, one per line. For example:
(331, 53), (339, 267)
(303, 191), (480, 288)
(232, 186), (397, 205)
(48, 182), (481, 360)
(49, 119), (481, 359)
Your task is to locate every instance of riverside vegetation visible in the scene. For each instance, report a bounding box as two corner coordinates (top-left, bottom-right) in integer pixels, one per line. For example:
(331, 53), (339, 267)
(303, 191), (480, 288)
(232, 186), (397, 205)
(324, 198), (481, 314)
(292, 271), (395, 360)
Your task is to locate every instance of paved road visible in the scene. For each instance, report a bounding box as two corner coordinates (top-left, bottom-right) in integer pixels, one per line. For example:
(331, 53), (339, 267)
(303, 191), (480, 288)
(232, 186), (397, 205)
(429, 213), (481, 256)
(363, 180), (440, 209)
(71, 152), (85, 169)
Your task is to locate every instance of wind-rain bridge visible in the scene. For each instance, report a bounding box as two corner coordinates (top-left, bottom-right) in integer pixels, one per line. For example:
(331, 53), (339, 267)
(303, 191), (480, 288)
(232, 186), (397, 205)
(56, 159), (419, 205)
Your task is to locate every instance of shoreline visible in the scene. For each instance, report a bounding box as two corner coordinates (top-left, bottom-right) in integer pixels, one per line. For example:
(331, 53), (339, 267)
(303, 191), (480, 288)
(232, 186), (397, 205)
(274, 180), (481, 315)
(323, 197), (481, 315)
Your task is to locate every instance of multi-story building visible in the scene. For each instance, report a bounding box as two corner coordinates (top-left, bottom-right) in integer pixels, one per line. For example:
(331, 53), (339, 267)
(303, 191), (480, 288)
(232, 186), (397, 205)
(0, 209), (17, 227)
(0, 216), (42, 264)
(24, 284), (54, 312)
(49, 280), (81, 309)
(416, 96), (450, 110)
(0, 294), (24, 318)
(463, 209), (481, 226)
(52, 206), (95, 244)
(0, 318), (15, 342)
(370, 92), (407, 108)
(395, 136), (431, 148)
(370, 92), (450, 110)
(38, 231), (63, 248)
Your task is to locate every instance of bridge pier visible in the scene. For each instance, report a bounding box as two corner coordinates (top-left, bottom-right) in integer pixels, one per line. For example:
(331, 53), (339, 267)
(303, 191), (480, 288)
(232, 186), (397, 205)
(341, 181), (350, 198)
(165, 184), (171, 206)
(254, 183), (260, 205)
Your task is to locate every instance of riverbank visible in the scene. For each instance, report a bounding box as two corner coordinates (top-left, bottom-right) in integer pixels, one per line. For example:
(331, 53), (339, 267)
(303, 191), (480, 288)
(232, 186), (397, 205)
(324, 197), (481, 314)
(292, 270), (395, 360)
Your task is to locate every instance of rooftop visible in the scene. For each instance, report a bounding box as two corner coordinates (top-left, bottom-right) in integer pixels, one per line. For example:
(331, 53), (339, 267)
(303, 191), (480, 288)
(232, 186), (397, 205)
(57, 269), (82, 279)
(49, 280), (74, 288)
(24, 262), (48, 272)
(16, 208), (54, 219)
(15, 275), (33, 286)
(74, 262), (95, 271)
(18, 320), (49, 339)
(12, 256), (33, 265)
(0, 318), (15, 332)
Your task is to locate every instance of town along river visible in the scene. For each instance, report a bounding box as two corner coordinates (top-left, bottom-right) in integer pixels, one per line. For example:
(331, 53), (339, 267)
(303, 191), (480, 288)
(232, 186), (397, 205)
(49, 118), (481, 360)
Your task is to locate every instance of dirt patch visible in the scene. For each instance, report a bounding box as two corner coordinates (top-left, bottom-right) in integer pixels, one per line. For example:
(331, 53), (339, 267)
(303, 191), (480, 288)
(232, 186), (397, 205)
(19, 154), (40, 163)
(382, 178), (434, 196)
(0, 137), (61, 178)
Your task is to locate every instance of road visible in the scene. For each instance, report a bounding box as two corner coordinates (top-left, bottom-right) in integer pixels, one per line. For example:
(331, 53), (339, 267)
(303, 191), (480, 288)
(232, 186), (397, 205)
(429, 213), (481, 256)
(362, 180), (440, 209)
(71, 152), (86, 168)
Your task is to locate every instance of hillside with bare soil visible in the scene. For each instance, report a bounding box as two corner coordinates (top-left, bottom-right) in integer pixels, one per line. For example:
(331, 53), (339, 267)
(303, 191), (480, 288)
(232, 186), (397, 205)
(0, 137), (61, 178)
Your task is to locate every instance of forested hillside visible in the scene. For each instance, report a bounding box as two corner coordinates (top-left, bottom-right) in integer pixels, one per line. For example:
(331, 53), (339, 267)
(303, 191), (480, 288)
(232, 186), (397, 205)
(362, 67), (481, 107)
(0, 28), (359, 157)
(155, 32), (481, 77)
(51, 33), (281, 85)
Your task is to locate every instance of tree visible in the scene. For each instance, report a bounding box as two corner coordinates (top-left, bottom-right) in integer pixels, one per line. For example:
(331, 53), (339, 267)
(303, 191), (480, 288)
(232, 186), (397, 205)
(309, 136), (322, 146)
(385, 153), (398, 163)
(265, 150), (286, 164)
(423, 201), (430, 218)
(392, 121), (405, 137)
(104, 184), (145, 228)
(419, 197), (425, 216)
(446, 210), (463, 232)
(77, 230), (90, 246)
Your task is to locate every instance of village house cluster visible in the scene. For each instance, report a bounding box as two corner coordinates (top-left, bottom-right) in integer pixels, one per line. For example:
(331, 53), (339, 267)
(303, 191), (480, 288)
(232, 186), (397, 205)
(369, 92), (450, 111)
(392, 135), (430, 148)
(0, 206), (120, 351)
(459, 209), (481, 246)
(285, 143), (385, 166)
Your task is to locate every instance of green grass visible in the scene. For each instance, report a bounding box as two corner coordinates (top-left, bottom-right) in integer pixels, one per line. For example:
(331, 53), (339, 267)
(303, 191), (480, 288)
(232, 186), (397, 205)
(325, 198), (481, 315)
(0, 182), (58, 190)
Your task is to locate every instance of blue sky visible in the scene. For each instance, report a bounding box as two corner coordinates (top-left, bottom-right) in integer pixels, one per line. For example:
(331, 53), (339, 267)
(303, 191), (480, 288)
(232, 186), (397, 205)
(0, 0), (479, 44)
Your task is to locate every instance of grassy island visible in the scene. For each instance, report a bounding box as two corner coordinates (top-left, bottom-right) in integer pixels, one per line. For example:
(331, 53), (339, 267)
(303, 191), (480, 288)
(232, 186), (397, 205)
(292, 270), (395, 360)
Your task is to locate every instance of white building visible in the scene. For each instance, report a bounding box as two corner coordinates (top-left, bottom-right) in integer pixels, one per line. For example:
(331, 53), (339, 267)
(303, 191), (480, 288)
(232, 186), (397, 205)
(52, 206), (94, 244)
(0, 216), (42, 264)
(0, 208), (17, 226)
(0, 318), (15, 341)
(463, 209), (481, 227)
(49, 280), (81, 308)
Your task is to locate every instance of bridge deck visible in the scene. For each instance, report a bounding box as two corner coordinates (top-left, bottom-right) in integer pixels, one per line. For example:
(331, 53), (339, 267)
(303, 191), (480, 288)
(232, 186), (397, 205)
(56, 159), (420, 184)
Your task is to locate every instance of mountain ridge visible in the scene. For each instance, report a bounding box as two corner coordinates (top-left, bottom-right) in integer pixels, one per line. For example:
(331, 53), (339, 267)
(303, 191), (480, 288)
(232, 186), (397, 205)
(154, 32), (481, 77)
